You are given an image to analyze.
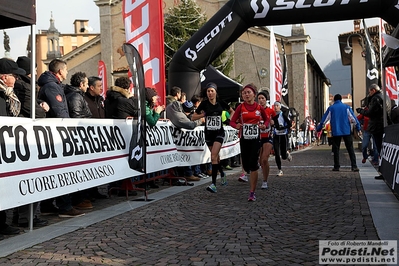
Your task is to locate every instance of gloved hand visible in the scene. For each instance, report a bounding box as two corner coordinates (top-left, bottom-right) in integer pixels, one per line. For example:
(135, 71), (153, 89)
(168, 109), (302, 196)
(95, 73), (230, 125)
(356, 108), (362, 114)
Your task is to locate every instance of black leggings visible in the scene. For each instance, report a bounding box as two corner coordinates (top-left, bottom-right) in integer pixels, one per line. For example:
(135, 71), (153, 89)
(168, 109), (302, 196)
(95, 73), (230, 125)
(240, 138), (260, 173)
(273, 134), (288, 170)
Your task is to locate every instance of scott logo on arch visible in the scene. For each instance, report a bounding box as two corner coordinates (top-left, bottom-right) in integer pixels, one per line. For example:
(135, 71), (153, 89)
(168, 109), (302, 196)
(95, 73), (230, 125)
(251, 0), (369, 19)
(185, 12), (233, 62)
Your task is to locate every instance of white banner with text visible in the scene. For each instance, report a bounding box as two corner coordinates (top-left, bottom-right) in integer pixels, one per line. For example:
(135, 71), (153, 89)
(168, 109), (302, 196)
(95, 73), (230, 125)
(0, 118), (239, 210)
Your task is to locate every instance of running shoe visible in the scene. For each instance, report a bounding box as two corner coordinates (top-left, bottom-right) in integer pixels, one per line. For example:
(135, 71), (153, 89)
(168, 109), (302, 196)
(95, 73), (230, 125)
(248, 192), (256, 202)
(287, 153), (292, 162)
(220, 173), (228, 186)
(206, 184), (217, 193)
(224, 165), (233, 170)
(198, 173), (208, 178)
(261, 181), (268, 189)
(238, 173), (248, 182)
(276, 170), (283, 176)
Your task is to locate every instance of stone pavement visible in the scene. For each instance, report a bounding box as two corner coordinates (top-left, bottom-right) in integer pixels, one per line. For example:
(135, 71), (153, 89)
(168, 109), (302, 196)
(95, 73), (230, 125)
(0, 144), (398, 265)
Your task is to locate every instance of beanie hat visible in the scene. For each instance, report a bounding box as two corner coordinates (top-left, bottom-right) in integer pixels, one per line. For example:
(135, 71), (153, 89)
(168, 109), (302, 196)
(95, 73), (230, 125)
(16, 56), (31, 75)
(257, 90), (269, 100)
(333, 94), (342, 101)
(182, 101), (194, 113)
(274, 101), (281, 107)
(145, 87), (158, 102)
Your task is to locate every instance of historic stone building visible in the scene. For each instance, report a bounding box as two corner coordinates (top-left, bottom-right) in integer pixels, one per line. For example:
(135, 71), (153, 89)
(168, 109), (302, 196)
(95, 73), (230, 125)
(33, 0), (331, 122)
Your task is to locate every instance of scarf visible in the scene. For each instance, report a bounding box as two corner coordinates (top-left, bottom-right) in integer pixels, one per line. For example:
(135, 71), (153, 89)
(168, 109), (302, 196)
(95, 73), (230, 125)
(0, 79), (21, 117)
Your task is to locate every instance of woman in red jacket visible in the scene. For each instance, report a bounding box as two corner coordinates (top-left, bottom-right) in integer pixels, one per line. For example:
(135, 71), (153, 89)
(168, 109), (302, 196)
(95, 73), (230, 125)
(230, 84), (269, 201)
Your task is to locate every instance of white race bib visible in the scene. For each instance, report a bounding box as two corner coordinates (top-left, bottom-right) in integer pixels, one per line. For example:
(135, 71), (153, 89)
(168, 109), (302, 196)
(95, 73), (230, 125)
(206, 116), (222, 130)
(243, 124), (259, 139)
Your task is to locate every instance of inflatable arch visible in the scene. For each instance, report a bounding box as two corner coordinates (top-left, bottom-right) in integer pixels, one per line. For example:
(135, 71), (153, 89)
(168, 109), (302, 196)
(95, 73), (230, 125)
(168, 0), (399, 100)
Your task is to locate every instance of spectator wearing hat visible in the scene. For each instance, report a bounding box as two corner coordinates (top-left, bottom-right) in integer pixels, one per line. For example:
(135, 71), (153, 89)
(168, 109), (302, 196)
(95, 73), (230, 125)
(12, 58), (49, 228)
(14, 56), (49, 118)
(318, 94), (360, 172)
(192, 82), (235, 192)
(0, 57), (25, 239)
(0, 57), (24, 117)
(145, 87), (165, 126)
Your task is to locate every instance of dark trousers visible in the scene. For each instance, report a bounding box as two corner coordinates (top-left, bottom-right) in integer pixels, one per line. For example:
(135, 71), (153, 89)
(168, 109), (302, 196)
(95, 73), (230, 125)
(331, 135), (357, 169)
(273, 134), (288, 170)
(372, 132), (383, 155)
(0, 210), (6, 228)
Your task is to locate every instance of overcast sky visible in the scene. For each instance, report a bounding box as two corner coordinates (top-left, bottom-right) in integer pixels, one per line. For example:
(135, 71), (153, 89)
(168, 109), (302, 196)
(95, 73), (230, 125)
(0, 0), (380, 70)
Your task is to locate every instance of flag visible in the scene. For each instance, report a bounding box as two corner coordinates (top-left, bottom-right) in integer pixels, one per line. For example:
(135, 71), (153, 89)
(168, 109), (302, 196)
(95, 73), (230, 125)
(362, 19), (379, 90)
(98, 60), (108, 98)
(123, 43), (146, 173)
(123, 0), (166, 105)
(380, 19), (398, 105)
(281, 40), (289, 106)
(269, 26), (283, 104)
(303, 70), (309, 118)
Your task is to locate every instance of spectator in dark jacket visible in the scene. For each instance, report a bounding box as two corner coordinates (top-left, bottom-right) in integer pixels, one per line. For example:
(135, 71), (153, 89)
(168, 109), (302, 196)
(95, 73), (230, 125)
(104, 77), (138, 118)
(390, 99), (399, 124)
(37, 59), (85, 218)
(83, 76), (107, 199)
(84, 76), (105, 118)
(37, 59), (69, 118)
(356, 84), (391, 155)
(14, 56), (49, 118)
(65, 71), (92, 118)
(0, 57), (25, 239)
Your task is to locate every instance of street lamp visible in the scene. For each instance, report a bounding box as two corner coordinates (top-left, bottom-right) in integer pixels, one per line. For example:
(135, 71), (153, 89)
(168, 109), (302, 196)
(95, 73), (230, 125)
(344, 33), (366, 57)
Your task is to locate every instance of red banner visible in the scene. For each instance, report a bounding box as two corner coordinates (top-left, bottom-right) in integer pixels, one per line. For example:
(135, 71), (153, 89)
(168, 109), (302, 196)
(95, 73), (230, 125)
(269, 27), (282, 104)
(304, 70), (309, 118)
(123, 0), (166, 105)
(381, 19), (398, 105)
(98, 60), (108, 98)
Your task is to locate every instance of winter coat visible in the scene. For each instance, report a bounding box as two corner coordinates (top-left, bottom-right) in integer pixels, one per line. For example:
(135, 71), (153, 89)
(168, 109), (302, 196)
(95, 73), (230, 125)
(84, 91), (105, 118)
(64, 84), (92, 118)
(166, 100), (197, 129)
(104, 86), (139, 119)
(14, 75), (46, 118)
(145, 100), (161, 127)
(0, 90), (7, 116)
(317, 100), (360, 137)
(359, 91), (391, 135)
(37, 71), (69, 118)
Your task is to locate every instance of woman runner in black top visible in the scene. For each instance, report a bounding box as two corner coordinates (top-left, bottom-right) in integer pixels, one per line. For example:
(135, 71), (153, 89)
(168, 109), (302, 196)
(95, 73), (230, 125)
(192, 82), (234, 193)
